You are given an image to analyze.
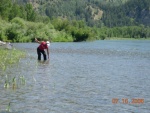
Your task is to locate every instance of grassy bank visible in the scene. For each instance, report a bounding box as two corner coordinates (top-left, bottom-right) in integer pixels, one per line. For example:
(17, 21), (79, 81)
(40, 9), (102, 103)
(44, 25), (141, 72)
(0, 48), (26, 91)
(0, 48), (26, 71)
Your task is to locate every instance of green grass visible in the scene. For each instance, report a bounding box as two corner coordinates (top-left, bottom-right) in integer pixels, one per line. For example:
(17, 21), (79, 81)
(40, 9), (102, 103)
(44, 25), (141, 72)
(0, 48), (26, 90)
(0, 48), (26, 71)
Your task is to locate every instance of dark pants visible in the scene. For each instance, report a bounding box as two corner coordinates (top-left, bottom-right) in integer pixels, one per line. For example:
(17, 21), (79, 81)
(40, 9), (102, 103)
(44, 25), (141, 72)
(37, 48), (47, 60)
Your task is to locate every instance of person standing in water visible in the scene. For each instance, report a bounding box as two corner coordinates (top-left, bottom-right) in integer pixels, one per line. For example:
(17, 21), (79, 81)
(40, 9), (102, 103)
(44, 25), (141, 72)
(35, 38), (50, 61)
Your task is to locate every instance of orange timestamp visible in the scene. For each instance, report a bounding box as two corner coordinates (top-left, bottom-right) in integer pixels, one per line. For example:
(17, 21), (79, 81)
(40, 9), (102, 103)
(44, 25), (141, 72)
(112, 98), (144, 104)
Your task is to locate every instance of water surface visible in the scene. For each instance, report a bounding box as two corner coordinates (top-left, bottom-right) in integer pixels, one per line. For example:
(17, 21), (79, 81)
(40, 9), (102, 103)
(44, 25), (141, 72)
(0, 40), (150, 113)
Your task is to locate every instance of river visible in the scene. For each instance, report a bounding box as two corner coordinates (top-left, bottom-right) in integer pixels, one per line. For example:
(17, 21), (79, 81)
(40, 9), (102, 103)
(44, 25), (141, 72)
(0, 40), (150, 113)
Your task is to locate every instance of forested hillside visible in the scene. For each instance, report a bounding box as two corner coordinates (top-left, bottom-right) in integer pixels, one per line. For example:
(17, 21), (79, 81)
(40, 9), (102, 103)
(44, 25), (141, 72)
(15, 0), (150, 27)
(0, 0), (150, 42)
(102, 0), (150, 27)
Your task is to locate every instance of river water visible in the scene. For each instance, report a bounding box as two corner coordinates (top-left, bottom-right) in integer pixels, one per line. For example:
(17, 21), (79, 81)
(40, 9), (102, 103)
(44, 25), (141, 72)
(0, 40), (150, 113)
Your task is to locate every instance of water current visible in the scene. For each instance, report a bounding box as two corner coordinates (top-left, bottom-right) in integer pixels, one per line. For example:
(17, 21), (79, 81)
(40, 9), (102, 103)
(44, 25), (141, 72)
(0, 40), (150, 113)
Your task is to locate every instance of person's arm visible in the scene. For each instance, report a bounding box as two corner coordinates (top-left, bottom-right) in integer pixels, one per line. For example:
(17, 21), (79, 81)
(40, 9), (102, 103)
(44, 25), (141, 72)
(35, 38), (41, 44)
(47, 48), (50, 59)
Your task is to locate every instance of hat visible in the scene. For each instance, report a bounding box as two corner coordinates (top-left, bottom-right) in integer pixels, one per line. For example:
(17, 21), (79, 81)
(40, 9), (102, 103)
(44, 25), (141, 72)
(46, 41), (50, 46)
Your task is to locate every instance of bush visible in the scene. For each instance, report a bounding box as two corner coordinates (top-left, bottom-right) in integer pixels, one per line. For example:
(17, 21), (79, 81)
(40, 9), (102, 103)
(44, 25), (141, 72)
(100, 34), (106, 40)
(11, 17), (25, 28)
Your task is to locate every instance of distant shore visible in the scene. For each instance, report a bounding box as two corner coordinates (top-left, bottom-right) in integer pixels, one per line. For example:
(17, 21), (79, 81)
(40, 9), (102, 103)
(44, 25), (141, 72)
(104, 37), (150, 40)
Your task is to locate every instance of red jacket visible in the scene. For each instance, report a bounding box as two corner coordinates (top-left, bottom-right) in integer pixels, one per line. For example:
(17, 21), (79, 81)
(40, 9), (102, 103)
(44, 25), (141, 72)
(38, 41), (48, 50)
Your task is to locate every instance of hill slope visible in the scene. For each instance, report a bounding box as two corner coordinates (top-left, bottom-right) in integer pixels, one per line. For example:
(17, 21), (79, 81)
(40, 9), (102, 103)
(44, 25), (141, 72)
(15, 0), (150, 27)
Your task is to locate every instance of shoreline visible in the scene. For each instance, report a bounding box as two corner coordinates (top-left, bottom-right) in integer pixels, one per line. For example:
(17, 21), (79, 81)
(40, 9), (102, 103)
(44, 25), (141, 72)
(104, 37), (150, 40)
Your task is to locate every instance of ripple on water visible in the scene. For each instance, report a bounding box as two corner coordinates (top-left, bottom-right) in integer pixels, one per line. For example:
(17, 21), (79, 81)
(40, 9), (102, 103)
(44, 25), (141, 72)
(0, 41), (150, 112)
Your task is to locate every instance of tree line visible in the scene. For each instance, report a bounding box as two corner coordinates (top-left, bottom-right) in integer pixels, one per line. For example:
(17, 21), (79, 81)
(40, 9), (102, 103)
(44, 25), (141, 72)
(101, 0), (150, 27)
(0, 0), (37, 21)
(0, 0), (150, 42)
(16, 0), (149, 27)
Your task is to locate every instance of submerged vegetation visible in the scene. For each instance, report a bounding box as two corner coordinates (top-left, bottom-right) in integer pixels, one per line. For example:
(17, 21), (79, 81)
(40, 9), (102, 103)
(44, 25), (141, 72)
(0, 48), (26, 111)
(0, 48), (26, 89)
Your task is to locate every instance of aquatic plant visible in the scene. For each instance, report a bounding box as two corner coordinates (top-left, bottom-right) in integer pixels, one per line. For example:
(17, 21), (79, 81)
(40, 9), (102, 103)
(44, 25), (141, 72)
(0, 48), (26, 90)
(20, 75), (26, 85)
(4, 75), (26, 90)
(4, 80), (10, 88)
(4, 75), (9, 88)
(12, 77), (17, 89)
(6, 102), (11, 112)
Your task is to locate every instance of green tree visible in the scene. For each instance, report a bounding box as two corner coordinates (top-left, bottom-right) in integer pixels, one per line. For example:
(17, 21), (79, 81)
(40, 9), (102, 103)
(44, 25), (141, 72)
(9, 4), (21, 20)
(25, 3), (37, 21)
(0, 0), (12, 20)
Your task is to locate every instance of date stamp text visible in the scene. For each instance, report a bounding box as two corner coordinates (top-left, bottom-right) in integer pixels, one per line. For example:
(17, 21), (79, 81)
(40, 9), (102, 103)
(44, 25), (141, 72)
(112, 98), (144, 104)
